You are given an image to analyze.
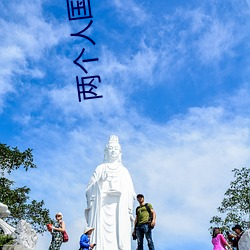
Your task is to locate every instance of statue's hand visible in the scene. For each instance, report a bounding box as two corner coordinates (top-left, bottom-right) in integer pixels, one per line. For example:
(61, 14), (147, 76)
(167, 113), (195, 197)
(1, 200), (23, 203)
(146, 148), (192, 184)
(86, 195), (95, 209)
(101, 171), (108, 181)
(130, 213), (135, 222)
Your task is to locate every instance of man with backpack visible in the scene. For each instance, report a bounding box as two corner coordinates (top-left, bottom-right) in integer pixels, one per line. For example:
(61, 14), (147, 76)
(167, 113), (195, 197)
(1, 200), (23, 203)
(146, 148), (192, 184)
(132, 194), (156, 250)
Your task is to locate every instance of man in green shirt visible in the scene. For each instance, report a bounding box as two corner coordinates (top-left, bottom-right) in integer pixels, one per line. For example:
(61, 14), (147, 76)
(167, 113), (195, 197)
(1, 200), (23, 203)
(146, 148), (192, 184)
(133, 194), (156, 250)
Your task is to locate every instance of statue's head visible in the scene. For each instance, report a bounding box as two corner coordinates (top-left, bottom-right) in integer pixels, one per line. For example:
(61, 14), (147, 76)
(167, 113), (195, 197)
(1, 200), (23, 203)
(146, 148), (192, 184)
(104, 135), (122, 163)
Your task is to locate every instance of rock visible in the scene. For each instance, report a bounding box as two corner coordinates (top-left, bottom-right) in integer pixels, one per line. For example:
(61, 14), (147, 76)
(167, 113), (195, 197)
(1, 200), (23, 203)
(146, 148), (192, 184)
(239, 229), (250, 250)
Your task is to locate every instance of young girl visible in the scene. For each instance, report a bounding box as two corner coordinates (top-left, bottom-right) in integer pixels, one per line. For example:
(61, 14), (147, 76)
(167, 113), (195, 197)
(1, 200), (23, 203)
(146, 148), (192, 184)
(212, 227), (232, 250)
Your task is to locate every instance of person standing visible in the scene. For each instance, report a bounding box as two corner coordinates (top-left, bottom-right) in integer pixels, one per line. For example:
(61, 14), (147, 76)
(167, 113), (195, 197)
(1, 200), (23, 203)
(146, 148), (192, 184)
(231, 225), (244, 250)
(48, 212), (66, 250)
(133, 194), (156, 250)
(211, 227), (232, 250)
(79, 227), (96, 250)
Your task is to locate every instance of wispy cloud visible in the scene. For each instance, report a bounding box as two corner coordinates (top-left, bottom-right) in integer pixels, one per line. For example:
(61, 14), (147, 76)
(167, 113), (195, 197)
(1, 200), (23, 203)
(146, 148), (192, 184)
(112, 0), (149, 26)
(0, 0), (69, 110)
(196, 20), (235, 63)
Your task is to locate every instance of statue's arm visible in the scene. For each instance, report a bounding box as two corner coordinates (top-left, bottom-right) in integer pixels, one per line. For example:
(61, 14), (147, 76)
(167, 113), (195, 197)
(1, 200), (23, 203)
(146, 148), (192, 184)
(86, 175), (97, 208)
(86, 165), (104, 207)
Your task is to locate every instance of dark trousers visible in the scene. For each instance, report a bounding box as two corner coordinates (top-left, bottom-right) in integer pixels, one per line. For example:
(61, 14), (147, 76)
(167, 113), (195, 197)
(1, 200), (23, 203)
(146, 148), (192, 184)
(136, 223), (155, 250)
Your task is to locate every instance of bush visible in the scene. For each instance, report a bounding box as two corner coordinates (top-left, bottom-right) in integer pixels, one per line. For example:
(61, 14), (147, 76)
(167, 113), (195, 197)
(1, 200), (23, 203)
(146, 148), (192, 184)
(0, 234), (14, 247)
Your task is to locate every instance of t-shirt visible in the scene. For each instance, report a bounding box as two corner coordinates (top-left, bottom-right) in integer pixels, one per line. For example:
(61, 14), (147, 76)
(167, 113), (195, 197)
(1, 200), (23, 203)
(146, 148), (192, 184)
(212, 234), (227, 250)
(136, 203), (153, 225)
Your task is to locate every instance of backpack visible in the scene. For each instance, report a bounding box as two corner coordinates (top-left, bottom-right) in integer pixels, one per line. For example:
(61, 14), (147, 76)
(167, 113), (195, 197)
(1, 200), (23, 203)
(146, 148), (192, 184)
(136, 203), (154, 229)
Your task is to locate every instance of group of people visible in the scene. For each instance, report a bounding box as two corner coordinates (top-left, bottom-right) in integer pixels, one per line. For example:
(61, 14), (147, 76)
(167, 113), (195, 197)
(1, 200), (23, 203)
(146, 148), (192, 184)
(48, 193), (156, 250)
(212, 224), (245, 250)
(80, 193), (157, 250)
(47, 212), (96, 250)
(47, 136), (248, 250)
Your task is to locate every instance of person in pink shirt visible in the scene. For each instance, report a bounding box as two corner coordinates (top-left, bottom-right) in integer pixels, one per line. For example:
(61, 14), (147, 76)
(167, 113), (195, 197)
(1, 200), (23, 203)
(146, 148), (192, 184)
(212, 227), (232, 250)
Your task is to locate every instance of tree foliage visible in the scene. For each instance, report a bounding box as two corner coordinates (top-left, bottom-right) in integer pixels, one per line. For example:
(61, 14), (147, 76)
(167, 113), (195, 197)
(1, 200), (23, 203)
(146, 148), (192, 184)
(0, 143), (52, 233)
(0, 144), (36, 175)
(210, 167), (250, 232)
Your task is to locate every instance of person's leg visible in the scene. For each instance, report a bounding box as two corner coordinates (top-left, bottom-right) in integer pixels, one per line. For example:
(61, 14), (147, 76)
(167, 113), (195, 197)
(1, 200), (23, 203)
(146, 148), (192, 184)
(136, 224), (146, 250)
(49, 238), (55, 250)
(145, 225), (155, 250)
(52, 238), (62, 250)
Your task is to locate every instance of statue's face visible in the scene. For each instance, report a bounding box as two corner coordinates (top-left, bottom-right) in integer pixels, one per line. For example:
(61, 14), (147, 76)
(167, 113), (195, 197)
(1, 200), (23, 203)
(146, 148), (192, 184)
(107, 142), (121, 160)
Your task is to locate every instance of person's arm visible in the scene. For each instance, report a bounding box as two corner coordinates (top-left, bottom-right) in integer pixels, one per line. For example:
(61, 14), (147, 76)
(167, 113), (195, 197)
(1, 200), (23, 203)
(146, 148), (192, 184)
(229, 233), (237, 239)
(134, 215), (138, 228)
(80, 234), (91, 248)
(89, 243), (96, 249)
(219, 234), (232, 250)
(150, 208), (156, 227)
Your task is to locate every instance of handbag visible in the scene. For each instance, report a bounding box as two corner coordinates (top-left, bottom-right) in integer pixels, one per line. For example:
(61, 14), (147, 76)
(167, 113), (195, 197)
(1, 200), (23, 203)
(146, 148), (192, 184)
(62, 231), (69, 242)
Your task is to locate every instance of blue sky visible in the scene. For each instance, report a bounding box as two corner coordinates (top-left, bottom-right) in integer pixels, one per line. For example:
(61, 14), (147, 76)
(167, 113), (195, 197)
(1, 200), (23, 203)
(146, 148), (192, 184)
(1, 0), (250, 249)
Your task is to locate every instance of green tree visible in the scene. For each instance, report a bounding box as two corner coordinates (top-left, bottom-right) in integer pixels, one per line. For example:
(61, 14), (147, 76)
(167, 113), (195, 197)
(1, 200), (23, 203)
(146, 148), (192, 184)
(0, 143), (52, 233)
(210, 167), (250, 232)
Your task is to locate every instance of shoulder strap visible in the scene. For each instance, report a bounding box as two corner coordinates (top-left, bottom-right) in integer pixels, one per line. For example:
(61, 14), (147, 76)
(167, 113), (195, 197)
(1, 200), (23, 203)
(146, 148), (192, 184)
(145, 203), (151, 215)
(136, 206), (140, 215)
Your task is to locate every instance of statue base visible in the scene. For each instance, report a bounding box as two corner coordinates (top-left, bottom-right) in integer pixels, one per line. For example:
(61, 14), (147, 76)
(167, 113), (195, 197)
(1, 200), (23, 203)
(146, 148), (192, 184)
(1, 245), (26, 250)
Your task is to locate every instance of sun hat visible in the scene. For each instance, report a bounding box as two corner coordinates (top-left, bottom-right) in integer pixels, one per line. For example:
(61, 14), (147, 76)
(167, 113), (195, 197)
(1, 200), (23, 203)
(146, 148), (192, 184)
(55, 212), (63, 218)
(84, 227), (95, 234)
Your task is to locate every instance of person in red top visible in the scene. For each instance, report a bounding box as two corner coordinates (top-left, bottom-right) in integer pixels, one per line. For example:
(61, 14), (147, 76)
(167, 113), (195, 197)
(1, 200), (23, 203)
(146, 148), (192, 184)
(212, 227), (232, 250)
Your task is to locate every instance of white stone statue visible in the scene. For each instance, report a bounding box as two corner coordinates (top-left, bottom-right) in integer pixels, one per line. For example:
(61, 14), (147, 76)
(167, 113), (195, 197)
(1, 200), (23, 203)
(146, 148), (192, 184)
(239, 229), (250, 250)
(0, 203), (37, 250)
(85, 135), (136, 250)
(13, 220), (38, 250)
(0, 202), (15, 235)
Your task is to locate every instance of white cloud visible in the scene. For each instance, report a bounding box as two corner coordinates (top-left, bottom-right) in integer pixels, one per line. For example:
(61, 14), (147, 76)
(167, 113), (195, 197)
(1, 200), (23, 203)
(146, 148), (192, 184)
(196, 20), (235, 63)
(112, 0), (149, 26)
(10, 96), (250, 249)
(95, 44), (161, 90)
(47, 82), (126, 120)
(0, 0), (69, 111)
(154, 7), (242, 69)
(128, 42), (158, 85)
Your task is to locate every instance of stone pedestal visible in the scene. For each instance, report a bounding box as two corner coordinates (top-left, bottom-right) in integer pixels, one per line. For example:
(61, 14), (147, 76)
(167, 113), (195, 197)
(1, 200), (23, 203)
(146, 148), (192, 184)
(2, 246), (26, 250)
